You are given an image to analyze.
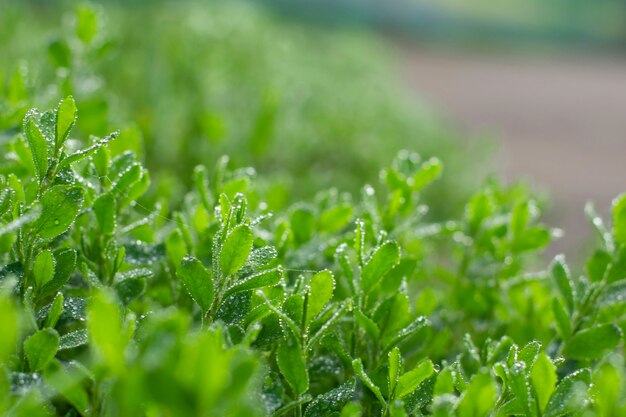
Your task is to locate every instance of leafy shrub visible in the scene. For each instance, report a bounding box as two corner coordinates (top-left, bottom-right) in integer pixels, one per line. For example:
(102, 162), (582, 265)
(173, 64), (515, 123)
(1, 95), (626, 416)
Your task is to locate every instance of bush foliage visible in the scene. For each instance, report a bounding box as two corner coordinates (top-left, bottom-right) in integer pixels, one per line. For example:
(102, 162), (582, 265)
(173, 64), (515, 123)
(2, 3), (626, 417)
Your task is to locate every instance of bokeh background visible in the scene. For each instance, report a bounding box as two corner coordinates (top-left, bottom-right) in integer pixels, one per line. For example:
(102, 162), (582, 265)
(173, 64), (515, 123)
(2, 0), (626, 261)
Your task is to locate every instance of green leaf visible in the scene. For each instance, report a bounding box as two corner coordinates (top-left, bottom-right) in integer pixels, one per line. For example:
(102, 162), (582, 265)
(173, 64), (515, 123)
(24, 328), (59, 371)
(34, 185), (84, 239)
(87, 290), (126, 374)
(410, 157), (442, 192)
(33, 249), (55, 289)
(599, 279), (626, 308)
(290, 207), (315, 244)
(544, 369), (590, 417)
(220, 224), (253, 277)
(277, 335), (309, 395)
(352, 359), (386, 407)
(57, 132), (119, 172)
(562, 324), (621, 360)
(177, 256), (214, 313)
(55, 96), (77, 152)
(224, 266), (283, 297)
(304, 379), (356, 417)
(166, 229), (187, 267)
(318, 205), (354, 233)
(40, 249), (76, 298)
(93, 193), (116, 234)
(354, 309), (380, 341)
(551, 298), (572, 339)
(587, 250), (611, 282)
(44, 293), (64, 328)
(551, 256), (575, 314)
(24, 116), (49, 181)
(613, 193), (626, 246)
(361, 241), (400, 294)
(531, 351), (557, 413)
(456, 370), (497, 417)
(114, 276), (146, 305)
(305, 270), (334, 325)
(509, 363), (535, 417)
(75, 5), (98, 43)
(395, 359), (434, 399)
(591, 361), (622, 417)
(388, 347), (402, 396)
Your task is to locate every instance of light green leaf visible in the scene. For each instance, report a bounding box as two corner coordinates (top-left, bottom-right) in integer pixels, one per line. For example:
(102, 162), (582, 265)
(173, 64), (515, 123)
(318, 205), (354, 233)
(87, 290), (126, 374)
(93, 193), (116, 234)
(34, 185), (84, 239)
(220, 224), (253, 276)
(44, 293), (64, 329)
(562, 324), (621, 360)
(24, 328), (59, 371)
(531, 351), (557, 413)
(361, 241), (400, 294)
(55, 96), (77, 152)
(551, 298), (572, 339)
(395, 359), (434, 399)
(388, 347), (402, 396)
(410, 157), (442, 192)
(33, 249), (55, 289)
(456, 370), (497, 417)
(613, 193), (626, 246)
(24, 116), (49, 181)
(177, 256), (214, 313)
(277, 335), (309, 395)
(305, 270), (334, 324)
(551, 255), (575, 314)
(290, 207), (315, 244)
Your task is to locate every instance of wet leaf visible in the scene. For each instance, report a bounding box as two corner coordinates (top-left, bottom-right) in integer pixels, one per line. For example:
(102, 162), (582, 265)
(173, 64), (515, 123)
(24, 328), (59, 371)
(177, 256), (214, 313)
(220, 224), (253, 276)
(34, 185), (84, 239)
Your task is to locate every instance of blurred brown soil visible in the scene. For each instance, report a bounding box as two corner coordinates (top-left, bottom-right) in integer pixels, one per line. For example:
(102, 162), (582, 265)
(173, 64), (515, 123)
(399, 46), (626, 260)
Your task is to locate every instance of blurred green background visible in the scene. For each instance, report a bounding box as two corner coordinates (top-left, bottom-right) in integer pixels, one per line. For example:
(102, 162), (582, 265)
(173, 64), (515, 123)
(2, 0), (625, 230)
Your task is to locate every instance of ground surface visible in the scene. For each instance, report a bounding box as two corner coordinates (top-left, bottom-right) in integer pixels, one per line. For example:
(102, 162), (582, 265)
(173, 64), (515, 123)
(400, 46), (626, 259)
